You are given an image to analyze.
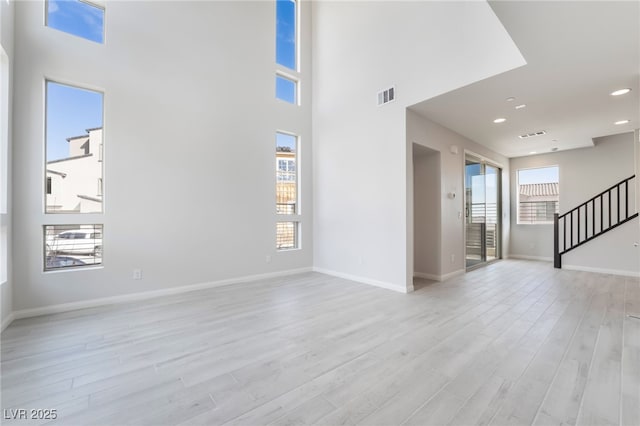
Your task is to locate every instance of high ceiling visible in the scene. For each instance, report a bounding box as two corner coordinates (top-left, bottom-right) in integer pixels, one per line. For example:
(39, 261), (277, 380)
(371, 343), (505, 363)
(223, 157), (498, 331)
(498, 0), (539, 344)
(410, 1), (639, 158)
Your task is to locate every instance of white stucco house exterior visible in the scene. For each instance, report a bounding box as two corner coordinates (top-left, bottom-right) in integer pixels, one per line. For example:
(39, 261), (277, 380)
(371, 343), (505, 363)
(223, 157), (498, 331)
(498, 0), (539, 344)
(46, 127), (103, 213)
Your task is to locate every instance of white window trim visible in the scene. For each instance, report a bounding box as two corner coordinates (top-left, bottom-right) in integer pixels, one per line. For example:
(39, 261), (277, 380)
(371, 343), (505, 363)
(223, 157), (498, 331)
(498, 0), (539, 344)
(43, 224), (104, 272)
(276, 221), (301, 251)
(275, 72), (299, 106)
(275, 131), (301, 251)
(0, 47), (9, 284)
(44, 78), (105, 215)
(44, 0), (106, 44)
(516, 165), (560, 226)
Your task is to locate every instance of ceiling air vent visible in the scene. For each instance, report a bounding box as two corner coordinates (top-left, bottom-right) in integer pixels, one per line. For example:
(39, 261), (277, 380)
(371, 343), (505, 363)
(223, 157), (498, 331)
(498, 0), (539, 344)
(377, 86), (396, 106)
(519, 130), (547, 139)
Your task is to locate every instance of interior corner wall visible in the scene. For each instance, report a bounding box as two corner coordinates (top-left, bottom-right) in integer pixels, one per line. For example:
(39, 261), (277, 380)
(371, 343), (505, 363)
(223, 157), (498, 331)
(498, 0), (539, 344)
(510, 132), (639, 275)
(407, 110), (511, 279)
(1, 0), (15, 330)
(636, 129), (640, 214)
(312, 1), (525, 292)
(12, 1), (313, 312)
(413, 147), (441, 278)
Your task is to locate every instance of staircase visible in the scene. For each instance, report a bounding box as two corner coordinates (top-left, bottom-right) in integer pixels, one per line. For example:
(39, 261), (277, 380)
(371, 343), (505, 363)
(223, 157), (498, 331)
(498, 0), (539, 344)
(554, 175), (638, 268)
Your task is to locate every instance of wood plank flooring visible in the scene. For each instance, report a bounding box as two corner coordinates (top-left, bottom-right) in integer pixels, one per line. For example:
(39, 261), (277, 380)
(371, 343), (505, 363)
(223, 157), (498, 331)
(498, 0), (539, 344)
(1, 260), (639, 425)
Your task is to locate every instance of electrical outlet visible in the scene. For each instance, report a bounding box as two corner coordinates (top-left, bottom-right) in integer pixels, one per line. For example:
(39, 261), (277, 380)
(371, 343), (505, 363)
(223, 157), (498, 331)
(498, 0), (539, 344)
(357, 256), (363, 265)
(266, 255), (271, 263)
(451, 254), (455, 264)
(133, 269), (142, 280)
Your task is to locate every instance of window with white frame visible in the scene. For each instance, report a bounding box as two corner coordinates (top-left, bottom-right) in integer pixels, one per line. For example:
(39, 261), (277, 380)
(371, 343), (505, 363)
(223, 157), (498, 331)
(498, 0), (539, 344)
(276, 221), (299, 250)
(275, 0), (300, 105)
(44, 224), (103, 271)
(274, 1), (301, 251)
(46, 0), (105, 44)
(46, 81), (104, 214)
(45, 81), (104, 270)
(276, 133), (300, 249)
(276, 0), (296, 70)
(0, 47), (8, 283)
(276, 73), (297, 104)
(276, 132), (297, 215)
(517, 166), (559, 224)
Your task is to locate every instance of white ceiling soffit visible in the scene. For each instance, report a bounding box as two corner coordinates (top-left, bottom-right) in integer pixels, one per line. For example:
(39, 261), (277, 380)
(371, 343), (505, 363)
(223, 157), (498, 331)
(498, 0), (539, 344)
(409, 1), (640, 158)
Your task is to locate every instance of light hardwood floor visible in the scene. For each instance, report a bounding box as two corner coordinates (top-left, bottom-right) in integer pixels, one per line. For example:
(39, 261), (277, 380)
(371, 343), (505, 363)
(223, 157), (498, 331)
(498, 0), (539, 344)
(1, 260), (639, 425)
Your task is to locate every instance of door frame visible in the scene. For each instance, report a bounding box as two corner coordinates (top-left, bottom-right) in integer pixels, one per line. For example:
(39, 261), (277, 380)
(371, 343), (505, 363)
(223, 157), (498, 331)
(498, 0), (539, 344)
(463, 150), (504, 271)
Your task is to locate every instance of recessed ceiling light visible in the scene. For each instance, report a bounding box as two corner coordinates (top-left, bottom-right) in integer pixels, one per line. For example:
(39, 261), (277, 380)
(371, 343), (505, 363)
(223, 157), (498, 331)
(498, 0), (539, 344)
(529, 151), (537, 155)
(515, 104), (526, 110)
(615, 119), (630, 125)
(506, 97), (516, 102)
(611, 88), (631, 96)
(493, 118), (506, 123)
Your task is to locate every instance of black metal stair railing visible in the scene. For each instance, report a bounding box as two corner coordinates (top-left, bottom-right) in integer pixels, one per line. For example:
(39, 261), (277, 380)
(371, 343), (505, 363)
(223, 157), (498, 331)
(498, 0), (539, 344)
(554, 175), (638, 268)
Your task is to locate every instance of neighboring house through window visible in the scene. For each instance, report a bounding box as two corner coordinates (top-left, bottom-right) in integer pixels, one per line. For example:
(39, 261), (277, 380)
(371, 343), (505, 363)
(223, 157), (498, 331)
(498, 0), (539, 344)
(275, 133), (299, 250)
(46, 126), (104, 213)
(44, 80), (104, 270)
(274, 1), (301, 250)
(518, 166), (559, 224)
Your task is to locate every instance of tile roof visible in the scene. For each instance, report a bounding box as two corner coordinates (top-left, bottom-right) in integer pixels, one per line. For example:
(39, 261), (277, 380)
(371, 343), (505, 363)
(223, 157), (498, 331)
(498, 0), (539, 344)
(520, 182), (559, 196)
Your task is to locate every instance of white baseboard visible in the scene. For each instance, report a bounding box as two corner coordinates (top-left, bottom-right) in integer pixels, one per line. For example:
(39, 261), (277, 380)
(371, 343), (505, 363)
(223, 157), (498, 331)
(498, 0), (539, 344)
(562, 264), (640, 278)
(414, 269), (465, 282)
(10, 267), (314, 321)
(414, 272), (440, 281)
(441, 269), (465, 281)
(312, 267), (407, 293)
(1, 312), (15, 333)
(508, 254), (553, 262)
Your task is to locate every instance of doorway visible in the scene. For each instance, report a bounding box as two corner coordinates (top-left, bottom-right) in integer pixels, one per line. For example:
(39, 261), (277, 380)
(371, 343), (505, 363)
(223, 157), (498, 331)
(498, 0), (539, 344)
(413, 144), (441, 280)
(465, 154), (501, 269)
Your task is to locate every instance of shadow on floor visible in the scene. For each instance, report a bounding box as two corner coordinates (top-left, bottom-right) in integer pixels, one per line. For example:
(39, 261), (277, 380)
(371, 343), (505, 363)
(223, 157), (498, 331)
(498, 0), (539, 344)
(413, 277), (439, 292)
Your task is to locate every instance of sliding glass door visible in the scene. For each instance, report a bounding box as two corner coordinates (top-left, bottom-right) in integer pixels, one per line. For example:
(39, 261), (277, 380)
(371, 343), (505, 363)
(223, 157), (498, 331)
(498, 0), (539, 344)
(465, 155), (501, 269)
(465, 158), (485, 268)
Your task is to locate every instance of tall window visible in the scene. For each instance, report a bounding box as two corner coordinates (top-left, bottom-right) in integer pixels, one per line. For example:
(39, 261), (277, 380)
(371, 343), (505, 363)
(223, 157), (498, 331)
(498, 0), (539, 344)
(45, 82), (104, 271)
(275, 0), (299, 104)
(276, 132), (297, 215)
(276, 0), (296, 70)
(46, 81), (104, 214)
(0, 47), (8, 283)
(276, 133), (299, 249)
(274, 1), (301, 251)
(517, 166), (559, 224)
(46, 0), (105, 44)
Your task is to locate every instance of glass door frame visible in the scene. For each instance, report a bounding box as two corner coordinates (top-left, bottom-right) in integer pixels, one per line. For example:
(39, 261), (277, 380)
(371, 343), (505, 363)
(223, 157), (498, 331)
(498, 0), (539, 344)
(463, 151), (503, 271)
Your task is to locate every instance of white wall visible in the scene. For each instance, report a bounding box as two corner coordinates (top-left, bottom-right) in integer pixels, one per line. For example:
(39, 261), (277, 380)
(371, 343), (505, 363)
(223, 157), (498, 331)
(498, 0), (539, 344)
(407, 110), (511, 280)
(510, 132), (639, 275)
(1, 0), (14, 330)
(12, 1), (313, 311)
(413, 145), (440, 278)
(312, 1), (525, 291)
